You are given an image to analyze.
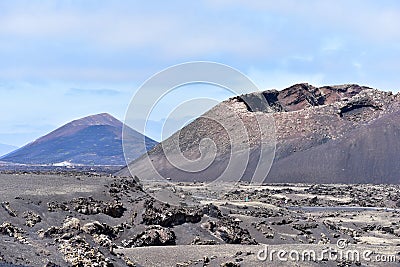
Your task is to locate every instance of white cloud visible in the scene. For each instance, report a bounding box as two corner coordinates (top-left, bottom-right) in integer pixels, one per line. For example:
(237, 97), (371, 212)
(353, 62), (362, 70)
(321, 38), (344, 52)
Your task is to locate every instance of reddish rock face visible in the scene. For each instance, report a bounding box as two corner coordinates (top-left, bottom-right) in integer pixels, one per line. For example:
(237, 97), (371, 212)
(267, 83), (368, 112)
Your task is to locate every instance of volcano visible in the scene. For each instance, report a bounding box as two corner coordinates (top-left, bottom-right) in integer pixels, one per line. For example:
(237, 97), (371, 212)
(1, 113), (157, 166)
(118, 84), (400, 184)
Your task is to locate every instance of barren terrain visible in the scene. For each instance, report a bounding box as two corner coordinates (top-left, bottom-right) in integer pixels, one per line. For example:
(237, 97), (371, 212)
(0, 173), (399, 266)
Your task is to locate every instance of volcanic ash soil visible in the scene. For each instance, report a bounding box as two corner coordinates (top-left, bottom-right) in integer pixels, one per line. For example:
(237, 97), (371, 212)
(0, 173), (400, 266)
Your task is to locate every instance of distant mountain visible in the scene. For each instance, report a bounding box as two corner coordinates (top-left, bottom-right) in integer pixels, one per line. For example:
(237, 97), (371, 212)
(118, 84), (400, 184)
(0, 143), (18, 157)
(0, 113), (157, 166)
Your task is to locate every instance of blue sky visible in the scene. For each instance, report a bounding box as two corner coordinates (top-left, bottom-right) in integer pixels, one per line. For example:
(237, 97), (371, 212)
(0, 0), (400, 146)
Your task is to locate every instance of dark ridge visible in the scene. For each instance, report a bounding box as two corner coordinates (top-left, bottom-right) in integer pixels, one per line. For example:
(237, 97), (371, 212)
(237, 92), (271, 112)
(339, 98), (381, 117)
(262, 90), (285, 112)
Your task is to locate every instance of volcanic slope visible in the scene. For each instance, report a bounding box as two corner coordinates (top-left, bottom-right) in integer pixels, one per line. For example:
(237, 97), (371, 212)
(118, 83), (400, 184)
(1, 113), (157, 166)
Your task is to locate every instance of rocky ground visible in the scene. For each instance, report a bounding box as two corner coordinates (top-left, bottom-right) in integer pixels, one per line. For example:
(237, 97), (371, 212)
(0, 173), (399, 266)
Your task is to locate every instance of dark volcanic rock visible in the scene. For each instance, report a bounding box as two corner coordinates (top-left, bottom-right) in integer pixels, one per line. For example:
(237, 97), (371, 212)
(142, 200), (203, 227)
(122, 225), (176, 247)
(203, 218), (257, 245)
(23, 211), (41, 227)
(190, 236), (218, 245)
(39, 217), (81, 239)
(58, 235), (113, 266)
(220, 262), (241, 267)
(338, 96), (380, 118)
(1, 202), (17, 217)
(202, 203), (223, 218)
(274, 83), (365, 111)
(0, 222), (25, 242)
(47, 201), (69, 212)
(70, 197), (126, 218)
(293, 222), (319, 234)
(81, 221), (117, 237)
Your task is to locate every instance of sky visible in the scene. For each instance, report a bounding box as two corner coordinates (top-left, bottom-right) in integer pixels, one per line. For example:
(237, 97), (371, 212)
(0, 0), (400, 147)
